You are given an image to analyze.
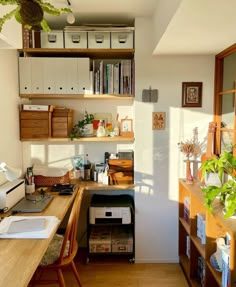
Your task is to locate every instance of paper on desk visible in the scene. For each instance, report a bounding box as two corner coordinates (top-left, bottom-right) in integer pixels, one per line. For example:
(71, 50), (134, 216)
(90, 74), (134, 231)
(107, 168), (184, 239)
(0, 216), (60, 239)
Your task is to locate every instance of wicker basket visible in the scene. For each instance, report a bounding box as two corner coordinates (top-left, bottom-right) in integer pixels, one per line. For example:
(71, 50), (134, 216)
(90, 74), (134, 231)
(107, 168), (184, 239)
(34, 171), (71, 186)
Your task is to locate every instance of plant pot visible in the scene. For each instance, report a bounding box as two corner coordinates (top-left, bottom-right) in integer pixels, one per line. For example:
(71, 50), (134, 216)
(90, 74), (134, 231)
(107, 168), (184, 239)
(205, 172), (222, 187)
(80, 123), (94, 137)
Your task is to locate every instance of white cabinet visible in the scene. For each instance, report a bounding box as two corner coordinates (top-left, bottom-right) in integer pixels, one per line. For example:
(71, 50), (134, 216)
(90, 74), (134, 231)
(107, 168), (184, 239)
(19, 57), (90, 95)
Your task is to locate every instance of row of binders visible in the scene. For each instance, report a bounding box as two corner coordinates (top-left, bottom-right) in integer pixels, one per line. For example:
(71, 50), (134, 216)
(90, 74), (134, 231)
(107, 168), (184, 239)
(91, 59), (134, 95)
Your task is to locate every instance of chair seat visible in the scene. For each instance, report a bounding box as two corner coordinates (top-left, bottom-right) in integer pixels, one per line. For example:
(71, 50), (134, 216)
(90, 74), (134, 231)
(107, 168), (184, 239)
(40, 234), (69, 266)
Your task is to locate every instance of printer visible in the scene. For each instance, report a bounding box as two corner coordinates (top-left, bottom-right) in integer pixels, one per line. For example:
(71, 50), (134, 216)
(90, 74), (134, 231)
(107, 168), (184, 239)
(0, 179), (25, 210)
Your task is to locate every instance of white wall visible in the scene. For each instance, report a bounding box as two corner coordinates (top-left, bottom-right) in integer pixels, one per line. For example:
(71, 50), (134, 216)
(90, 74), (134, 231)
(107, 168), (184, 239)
(134, 17), (215, 262)
(0, 50), (22, 185)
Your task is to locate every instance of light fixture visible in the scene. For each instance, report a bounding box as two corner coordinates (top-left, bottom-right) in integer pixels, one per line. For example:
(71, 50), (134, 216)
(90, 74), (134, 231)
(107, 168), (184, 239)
(66, 0), (75, 24)
(0, 162), (22, 181)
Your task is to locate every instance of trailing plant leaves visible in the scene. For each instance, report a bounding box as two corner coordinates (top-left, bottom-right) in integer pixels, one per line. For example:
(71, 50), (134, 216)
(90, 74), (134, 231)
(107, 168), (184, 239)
(40, 18), (50, 32)
(37, 1), (71, 16)
(0, 0), (17, 5)
(0, 7), (19, 32)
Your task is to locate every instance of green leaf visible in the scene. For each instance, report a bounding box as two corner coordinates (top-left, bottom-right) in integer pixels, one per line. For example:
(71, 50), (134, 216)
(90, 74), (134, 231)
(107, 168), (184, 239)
(0, 7), (19, 32)
(40, 18), (51, 32)
(0, 0), (18, 5)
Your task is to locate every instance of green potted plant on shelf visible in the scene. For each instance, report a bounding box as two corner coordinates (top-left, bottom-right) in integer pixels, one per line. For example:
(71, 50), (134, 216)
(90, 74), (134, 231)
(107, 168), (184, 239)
(0, 0), (71, 32)
(70, 110), (94, 140)
(201, 145), (236, 218)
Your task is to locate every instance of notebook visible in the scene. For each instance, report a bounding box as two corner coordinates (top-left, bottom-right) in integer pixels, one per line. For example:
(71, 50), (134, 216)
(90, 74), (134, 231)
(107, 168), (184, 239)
(11, 194), (53, 213)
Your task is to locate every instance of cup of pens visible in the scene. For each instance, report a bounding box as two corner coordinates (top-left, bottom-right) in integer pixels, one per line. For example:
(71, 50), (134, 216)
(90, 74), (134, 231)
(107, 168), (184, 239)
(25, 167), (35, 194)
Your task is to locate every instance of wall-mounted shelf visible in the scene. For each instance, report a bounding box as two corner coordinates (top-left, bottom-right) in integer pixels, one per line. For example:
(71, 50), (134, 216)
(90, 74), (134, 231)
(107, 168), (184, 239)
(20, 94), (135, 100)
(21, 136), (135, 143)
(18, 48), (135, 59)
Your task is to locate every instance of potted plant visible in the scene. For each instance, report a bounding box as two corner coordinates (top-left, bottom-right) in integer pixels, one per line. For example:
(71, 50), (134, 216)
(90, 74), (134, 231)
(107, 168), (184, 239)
(201, 146), (236, 218)
(0, 0), (71, 32)
(70, 110), (94, 140)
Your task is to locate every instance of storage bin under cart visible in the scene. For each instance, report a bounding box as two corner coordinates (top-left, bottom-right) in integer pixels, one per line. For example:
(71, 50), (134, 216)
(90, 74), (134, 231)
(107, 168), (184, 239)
(87, 194), (135, 263)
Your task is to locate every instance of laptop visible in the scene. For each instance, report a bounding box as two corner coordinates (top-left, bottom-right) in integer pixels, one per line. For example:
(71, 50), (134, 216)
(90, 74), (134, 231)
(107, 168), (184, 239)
(11, 194), (53, 213)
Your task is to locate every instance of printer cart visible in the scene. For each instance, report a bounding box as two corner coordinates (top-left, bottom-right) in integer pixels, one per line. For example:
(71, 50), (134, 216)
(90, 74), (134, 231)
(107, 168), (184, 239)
(87, 193), (135, 263)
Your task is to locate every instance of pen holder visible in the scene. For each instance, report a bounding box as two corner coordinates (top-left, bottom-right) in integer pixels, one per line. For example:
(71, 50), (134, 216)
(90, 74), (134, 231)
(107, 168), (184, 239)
(25, 183), (35, 194)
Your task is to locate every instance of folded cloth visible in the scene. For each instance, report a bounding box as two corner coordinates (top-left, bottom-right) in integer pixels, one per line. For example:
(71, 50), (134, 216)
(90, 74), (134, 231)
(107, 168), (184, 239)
(33, 165), (69, 177)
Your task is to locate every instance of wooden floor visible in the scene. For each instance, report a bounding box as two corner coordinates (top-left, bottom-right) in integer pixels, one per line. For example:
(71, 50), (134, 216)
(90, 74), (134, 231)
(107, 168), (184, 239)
(31, 254), (188, 287)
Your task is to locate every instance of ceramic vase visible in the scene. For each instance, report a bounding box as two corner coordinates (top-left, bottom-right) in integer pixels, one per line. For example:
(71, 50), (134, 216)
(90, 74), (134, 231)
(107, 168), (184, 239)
(185, 160), (193, 184)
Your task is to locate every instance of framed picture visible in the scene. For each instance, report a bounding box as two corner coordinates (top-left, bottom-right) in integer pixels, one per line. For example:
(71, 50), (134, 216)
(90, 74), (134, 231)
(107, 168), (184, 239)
(120, 119), (134, 137)
(72, 155), (84, 170)
(182, 82), (202, 107)
(152, 112), (166, 130)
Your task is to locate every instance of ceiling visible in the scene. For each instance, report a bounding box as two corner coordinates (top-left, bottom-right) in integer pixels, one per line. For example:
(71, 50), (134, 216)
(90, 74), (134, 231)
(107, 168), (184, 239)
(1, 0), (236, 55)
(46, 0), (236, 55)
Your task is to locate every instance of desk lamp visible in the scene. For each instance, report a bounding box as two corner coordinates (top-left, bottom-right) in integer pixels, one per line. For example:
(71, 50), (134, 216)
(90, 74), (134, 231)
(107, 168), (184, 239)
(0, 162), (22, 181)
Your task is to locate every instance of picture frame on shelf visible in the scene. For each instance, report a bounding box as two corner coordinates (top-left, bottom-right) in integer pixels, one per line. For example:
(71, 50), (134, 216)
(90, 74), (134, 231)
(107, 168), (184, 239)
(182, 82), (202, 107)
(72, 155), (84, 170)
(120, 119), (134, 137)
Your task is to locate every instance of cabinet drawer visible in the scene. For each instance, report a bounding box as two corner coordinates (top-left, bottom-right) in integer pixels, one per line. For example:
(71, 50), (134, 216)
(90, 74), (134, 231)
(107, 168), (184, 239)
(52, 122), (68, 130)
(52, 117), (68, 123)
(20, 111), (49, 120)
(108, 159), (133, 170)
(64, 31), (87, 48)
(20, 127), (49, 139)
(52, 130), (70, 138)
(21, 120), (48, 128)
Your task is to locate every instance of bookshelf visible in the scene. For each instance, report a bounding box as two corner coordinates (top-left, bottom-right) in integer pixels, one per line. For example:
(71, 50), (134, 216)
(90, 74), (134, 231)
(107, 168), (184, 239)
(179, 179), (236, 287)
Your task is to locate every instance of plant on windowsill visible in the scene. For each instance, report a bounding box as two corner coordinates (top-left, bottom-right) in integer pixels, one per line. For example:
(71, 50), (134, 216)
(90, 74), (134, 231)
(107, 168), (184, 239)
(201, 145), (236, 218)
(70, 110), (94, 140)
(0, 0), (71, 32)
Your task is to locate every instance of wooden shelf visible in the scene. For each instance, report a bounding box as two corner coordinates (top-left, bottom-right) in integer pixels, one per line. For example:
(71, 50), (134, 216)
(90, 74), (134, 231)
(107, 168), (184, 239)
(20, 136), (135, 142)
(179, 179), (235, 287)
(18, 48), (135, 59)
(20, 94), (135, 100)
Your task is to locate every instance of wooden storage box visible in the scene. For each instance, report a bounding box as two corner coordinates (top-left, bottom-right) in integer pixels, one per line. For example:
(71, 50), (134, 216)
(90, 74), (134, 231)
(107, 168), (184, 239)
(52, 109), (73, 138)
(108, 159), (133, 185)
(20, 110), (52, 140)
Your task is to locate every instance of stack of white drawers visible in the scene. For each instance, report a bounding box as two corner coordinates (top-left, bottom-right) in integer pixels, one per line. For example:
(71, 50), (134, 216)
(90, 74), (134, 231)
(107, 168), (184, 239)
(40, 26), (134, 49)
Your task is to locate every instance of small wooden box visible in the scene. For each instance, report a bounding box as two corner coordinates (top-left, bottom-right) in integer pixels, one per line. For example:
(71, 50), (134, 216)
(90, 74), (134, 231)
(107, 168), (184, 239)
(52, 109), (73, 138)
(108, 159), (133, 185)
(20, 110), (52, 140)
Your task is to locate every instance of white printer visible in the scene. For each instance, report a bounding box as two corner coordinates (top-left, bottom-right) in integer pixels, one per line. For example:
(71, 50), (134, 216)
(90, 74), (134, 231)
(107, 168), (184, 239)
(89, 206), (131, 224)
(89, 194), (133, 225)
(0, 179), (25, 210)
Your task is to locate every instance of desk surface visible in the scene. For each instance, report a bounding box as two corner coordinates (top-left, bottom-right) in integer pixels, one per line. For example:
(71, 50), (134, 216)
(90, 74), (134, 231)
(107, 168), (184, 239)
(0, 187), (80, 287)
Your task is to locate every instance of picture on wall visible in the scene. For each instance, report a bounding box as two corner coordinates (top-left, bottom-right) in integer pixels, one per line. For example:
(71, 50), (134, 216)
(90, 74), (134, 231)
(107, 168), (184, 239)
(182, 82), (202, 107)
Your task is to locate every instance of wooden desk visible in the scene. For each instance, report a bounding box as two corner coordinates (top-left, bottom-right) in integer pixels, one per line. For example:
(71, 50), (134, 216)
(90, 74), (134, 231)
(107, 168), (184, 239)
(0, 187), (81, 287)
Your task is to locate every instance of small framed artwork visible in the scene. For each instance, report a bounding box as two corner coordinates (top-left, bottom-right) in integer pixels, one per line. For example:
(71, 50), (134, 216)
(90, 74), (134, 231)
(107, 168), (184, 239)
(182, 82), (202, 107)
(72, 155), (84, 170)
(120, 119), (134, 137)
(152, 112), (166, 130)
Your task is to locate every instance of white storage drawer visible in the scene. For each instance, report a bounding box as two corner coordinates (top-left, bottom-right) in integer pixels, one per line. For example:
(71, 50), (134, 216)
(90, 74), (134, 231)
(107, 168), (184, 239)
(88, 31), (110, 49)
(40, 31), (64, 48)
(64, 31), (87, 48)
(111, 31), (134, 49)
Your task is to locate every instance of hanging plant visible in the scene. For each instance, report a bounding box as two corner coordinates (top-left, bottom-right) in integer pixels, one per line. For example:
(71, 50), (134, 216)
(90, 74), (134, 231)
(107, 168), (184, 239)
(0, 0), (72, 32)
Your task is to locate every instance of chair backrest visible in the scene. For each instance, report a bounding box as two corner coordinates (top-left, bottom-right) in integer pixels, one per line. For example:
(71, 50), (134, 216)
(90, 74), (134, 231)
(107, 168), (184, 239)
(58, 188), (84, 263)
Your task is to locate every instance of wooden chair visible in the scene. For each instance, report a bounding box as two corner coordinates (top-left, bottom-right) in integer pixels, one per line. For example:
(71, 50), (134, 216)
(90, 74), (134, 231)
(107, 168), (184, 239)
(30, 188), (84, 287)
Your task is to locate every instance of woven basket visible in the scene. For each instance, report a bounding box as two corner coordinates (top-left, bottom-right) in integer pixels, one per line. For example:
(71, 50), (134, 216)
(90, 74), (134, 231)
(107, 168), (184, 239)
(34, 171), (71, 186)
